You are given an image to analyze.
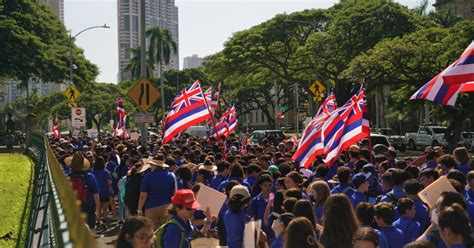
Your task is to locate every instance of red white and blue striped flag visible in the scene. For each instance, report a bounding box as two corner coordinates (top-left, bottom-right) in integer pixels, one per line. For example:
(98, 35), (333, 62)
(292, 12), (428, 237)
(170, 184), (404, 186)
(114, 96), (128, 138)
(213, 105), (238, 138)
(322, 88), (369, 166)
(162, 81), (212, 144)
(292, 92), (337, 168)
(52, 112), (60, 140)
(443, 41), (474, 85)
(410, 41), (474, 105)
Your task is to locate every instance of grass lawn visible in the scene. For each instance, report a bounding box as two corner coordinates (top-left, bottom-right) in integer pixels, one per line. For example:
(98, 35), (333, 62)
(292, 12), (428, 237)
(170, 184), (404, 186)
(0, 154), (33, 248)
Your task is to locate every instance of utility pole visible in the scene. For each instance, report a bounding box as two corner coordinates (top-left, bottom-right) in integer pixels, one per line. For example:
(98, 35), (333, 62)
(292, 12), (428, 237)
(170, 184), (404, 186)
(295, 83), (299, 136)
(139, 0), (147, 147)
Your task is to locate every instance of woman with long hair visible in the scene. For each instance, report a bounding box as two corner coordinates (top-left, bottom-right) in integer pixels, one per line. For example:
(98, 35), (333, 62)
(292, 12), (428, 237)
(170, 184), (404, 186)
(438, 203), (473, 247)
(285, 217), (320, 248)
(292, 199), (318, 230)
(116, 216), (155, 248)
(308, 181), (330, 224)
(320, 194), (360, 248)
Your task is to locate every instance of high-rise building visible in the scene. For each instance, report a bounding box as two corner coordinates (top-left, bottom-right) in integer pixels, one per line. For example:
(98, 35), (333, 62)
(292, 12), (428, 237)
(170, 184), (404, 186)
(433, 0), (474, 20)
(117, 0), (179, 82)
(43, 0), (64, 22)
(183, 54), (204, 69)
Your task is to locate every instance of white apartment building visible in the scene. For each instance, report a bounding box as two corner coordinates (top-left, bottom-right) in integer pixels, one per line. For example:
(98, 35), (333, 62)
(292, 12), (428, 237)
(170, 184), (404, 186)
(183, 54), (204, 69)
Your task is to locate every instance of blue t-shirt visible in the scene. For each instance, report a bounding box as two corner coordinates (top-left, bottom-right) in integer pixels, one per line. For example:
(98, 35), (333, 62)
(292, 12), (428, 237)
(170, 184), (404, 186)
(224, 209), (251, 248)
(218, 177), (251, 193)
(250, 193), (268, 220)
(210, 174), (227, 190)
(93, 169), (112, 198)
(380, 187), (404, 203)
(374, 228), (389, 248)
(163, 215), (196, 248)
(379, 226), (404, 248)
(351, 191), (367, 208)
(393, 216), (421, 244)
(420, 161), (437, 171)
(271, 236), (283, 248)
(413, 198), (430, 232)
(244, 176), (256, 189)
(140, 168), (176, 209)
(330, 183), (354, 198)
(458, 163), (470, 175)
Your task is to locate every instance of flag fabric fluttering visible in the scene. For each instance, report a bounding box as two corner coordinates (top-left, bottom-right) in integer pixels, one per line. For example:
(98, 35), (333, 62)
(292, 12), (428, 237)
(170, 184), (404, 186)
(410, 41), (474, 105)
(52, 112), (60, 140)
(211, 83), (221, 114)
(162, 81), (212, 144)
(212, 105), (238, 138)
(292, 92), (337, 168)
(442, 41), (474, 86)
(114, 96), (128, 138)
(288, 135), (298, 147)
(204, 87), (213, 107)
(322, 88), (369, 166)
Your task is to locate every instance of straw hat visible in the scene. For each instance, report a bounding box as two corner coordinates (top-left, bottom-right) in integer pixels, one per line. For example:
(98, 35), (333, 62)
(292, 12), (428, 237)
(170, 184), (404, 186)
(197, 160), (217, 171)
(136, 163), (151, 174)
(65, 152), (91, 171)
(142, 156), (169, 168)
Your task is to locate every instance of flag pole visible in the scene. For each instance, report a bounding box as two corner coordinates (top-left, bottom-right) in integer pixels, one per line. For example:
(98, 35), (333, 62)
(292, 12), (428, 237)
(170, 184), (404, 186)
(360, 79), (374, 165)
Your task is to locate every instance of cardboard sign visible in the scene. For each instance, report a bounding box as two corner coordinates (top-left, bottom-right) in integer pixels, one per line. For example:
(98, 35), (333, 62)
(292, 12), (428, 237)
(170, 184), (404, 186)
(87, 129), (98, 138)
(71, 107), (86, 127)
(418, 176), (456, 209)
(130, 132), (140, 141)
(195, 184), (227, 217)
(244, 220), (262, 248)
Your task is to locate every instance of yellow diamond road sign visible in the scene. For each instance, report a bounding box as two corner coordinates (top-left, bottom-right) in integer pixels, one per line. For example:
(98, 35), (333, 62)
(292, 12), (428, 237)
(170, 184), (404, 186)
(127, 78), (160, 112)
(64, 85), (80, 103)
(309, 80), (326, 97)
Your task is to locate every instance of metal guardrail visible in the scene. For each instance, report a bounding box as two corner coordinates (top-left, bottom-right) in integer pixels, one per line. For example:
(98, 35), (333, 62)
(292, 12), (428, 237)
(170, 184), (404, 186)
(26, 133), (97, 247)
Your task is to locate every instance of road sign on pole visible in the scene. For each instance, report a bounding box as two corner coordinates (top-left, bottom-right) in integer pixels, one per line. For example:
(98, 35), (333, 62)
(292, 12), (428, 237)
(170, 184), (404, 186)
(71, 107), (86, 127)
(64, 85), (80, 106)
(127, 78), (160, 112)
(309, 80), (326, 101)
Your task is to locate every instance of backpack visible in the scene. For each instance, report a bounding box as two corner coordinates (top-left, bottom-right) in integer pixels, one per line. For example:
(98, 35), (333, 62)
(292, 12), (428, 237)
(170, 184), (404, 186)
(70, 172), (88, 204)
(153, 218), (186, 248)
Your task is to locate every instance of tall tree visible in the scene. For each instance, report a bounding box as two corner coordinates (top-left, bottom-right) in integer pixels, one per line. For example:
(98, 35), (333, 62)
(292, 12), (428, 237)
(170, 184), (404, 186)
(124, 46), (154, 80)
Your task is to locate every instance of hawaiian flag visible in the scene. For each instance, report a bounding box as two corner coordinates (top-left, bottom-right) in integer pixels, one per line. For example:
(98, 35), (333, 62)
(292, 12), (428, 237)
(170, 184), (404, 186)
(211, 83), (221, 114)
(288, 135), (298, 147)
(52, 112), (60, 140)
(461, 82), (474, 92)
(213, 112), (229, 138)
(114, 96), (128, 138)
(227, 106), (238, 135)
(322, 88), (369, 166)
(162, 81), (212, 144)
(204, 87), (213, 107)
(410, 41), (474, 105)
(443, 41), (474, 86)
(292, 93), (337, 168)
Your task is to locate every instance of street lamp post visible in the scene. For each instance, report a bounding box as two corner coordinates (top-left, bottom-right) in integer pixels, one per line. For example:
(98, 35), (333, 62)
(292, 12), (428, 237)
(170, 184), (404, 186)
(69, 24), (110, 85)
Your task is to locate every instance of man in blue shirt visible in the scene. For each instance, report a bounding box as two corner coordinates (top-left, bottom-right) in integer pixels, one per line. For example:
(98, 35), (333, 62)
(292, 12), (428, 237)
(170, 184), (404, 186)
(244, 164), (262, 191)
(380, 169), (407, 203)
(210, 161), (230, 190)
(66, 152), (100, 230)
(138, 154), (177, 229)
(374, 202), (405, 248)
(351, 173), (369, 208)
(393, 198), (421, 244)
(330, 166), (354, 198)
(404, 179), (430, 232)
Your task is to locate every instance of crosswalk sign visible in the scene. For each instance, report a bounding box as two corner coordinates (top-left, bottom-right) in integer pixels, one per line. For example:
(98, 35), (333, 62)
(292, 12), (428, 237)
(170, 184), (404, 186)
(64, 85), (80, 104)
(310, 80), (326, 102)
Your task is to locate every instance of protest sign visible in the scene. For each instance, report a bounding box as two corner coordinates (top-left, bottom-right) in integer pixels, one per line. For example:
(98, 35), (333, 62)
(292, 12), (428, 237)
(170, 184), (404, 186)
(418, 176), (456, 209)
(87, 129), (98, 138)
(195, 184), (226, 217)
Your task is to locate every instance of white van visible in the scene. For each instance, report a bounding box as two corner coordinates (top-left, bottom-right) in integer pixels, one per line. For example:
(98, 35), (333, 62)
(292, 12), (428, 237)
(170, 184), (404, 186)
(185, 126), (209, 138)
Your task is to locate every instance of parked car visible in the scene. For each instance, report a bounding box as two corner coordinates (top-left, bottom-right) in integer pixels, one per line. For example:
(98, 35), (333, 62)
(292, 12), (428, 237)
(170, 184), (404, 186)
(184, 126), (209, 138)
(374, 128), (406, 151)
(405, 126), (448, 150)
(249, 130), (287, 146)
(460, 132), (473, 150)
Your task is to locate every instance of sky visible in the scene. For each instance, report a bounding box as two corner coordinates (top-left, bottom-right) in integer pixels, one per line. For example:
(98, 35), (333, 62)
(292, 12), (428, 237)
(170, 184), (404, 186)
(64, 0), (432, 84)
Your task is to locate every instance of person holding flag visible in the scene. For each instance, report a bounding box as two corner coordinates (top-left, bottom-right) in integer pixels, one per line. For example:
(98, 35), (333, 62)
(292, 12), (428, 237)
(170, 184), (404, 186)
(52, 112), (60, 140)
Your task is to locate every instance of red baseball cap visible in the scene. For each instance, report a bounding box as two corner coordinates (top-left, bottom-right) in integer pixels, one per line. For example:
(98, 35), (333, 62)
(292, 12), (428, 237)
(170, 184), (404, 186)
(171, 189), (201, 210)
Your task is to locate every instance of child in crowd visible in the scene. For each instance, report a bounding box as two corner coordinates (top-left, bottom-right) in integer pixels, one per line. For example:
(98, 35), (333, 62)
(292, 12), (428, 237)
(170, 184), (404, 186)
(393, 198), (421, 244)
(374, 202), (404, 248)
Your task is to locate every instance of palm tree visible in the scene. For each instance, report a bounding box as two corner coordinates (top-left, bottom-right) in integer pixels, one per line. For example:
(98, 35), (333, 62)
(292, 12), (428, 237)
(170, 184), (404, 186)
(146, 27), (177, 112)
(124, 46), (154, 80)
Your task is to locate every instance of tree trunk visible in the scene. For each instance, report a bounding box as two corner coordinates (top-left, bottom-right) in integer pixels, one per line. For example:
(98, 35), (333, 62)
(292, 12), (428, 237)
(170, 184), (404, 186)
(443, 106), (465, 153)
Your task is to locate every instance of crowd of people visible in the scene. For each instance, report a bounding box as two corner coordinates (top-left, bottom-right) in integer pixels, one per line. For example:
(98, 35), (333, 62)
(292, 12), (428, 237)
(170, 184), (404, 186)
(49, 131), (474, 248)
